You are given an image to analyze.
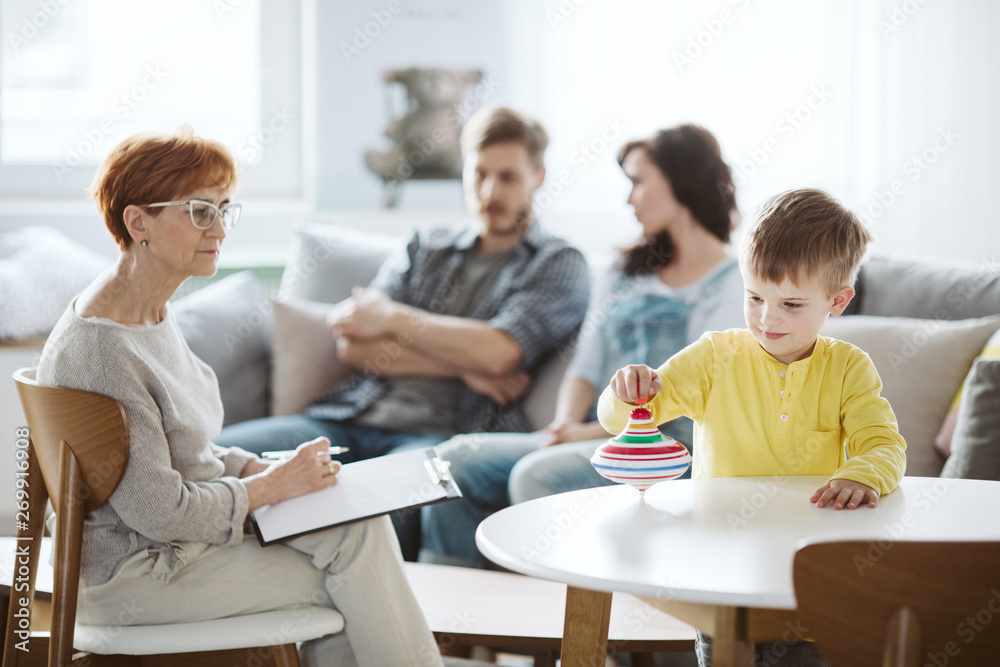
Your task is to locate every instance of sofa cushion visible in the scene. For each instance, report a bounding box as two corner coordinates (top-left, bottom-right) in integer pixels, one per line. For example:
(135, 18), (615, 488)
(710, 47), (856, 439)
(271, 297), (355, 416)
(174, 272), (271, 426)
(278, 223), (400, 303)
(940, 358), (1000, 480)
(854, 255), (1000, 320)
(821, 314), (1000, 477)
(269, 224), (401, 416)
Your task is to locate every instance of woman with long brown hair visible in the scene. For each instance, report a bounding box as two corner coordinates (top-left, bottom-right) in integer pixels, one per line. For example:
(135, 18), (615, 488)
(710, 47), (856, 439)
(423, 124), (745, 567)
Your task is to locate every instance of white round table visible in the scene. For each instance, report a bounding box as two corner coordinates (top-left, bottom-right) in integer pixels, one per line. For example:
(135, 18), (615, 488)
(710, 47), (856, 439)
(476, 476), (1000, 666)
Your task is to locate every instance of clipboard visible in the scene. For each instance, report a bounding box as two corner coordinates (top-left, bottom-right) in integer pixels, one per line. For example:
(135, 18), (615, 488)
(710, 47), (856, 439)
(250, 447), (461, 546)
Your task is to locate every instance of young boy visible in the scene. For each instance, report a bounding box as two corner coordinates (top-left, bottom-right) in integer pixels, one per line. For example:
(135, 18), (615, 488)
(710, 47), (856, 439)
(599, 187), (906, 508)
(598, 188), (907, 664)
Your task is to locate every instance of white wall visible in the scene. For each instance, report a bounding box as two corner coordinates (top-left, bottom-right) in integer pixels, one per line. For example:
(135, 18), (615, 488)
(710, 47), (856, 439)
(314, 0), (512, 212)
(303, 0), (1000, 263)
(2, 0), (1000, 264)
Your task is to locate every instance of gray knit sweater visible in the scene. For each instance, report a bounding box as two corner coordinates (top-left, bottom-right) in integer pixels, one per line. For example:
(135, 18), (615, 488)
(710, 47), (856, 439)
(37, 299), (257, 584)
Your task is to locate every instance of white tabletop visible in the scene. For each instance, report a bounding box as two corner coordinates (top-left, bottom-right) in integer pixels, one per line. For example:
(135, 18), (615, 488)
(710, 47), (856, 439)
(476, 476), (1000, 610)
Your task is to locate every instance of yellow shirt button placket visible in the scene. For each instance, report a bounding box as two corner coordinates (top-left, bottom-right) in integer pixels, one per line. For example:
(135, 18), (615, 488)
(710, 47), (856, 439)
(774, 366), (791, 445)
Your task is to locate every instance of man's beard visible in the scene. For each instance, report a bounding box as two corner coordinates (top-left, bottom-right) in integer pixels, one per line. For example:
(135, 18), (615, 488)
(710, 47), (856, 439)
(484, 202), (534, 237)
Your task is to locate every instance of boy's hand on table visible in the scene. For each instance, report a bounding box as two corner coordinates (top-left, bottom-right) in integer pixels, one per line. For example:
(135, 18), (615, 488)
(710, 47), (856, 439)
(610, 364), (663, 404)
(811, 478), (879, 510)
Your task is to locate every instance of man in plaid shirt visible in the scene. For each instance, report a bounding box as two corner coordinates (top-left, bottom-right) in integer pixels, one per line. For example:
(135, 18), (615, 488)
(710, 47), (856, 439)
(217, 106), (589, 556)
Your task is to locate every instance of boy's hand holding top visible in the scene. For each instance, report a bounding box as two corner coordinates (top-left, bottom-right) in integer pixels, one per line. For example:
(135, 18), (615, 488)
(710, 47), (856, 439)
(599, 188), (906, 513)
(608, 363), (663, 404)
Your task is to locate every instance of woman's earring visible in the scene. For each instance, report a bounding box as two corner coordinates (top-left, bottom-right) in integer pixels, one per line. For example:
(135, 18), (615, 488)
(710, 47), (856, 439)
(140, 239), (148, 247)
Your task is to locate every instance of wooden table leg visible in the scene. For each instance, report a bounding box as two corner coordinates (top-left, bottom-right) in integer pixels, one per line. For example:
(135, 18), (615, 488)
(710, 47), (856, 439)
(561, 586), (612, 667)
(712, 605), (754, 667)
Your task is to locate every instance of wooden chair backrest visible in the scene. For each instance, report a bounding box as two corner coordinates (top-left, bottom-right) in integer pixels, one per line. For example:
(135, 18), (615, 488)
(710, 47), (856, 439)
(12, 368), (128, 512)
(5, 367), (130, 667)
(793, 540), (1000, 667)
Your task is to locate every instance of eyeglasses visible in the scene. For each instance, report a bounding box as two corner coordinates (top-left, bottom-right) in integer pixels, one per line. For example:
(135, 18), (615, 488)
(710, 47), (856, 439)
(145, 199), (242, 231)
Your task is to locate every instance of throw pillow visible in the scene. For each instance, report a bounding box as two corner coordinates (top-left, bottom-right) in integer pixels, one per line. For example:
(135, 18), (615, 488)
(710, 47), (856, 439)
(271, 297), (355, 416)
(933, 327), (1000, 457)
(278, 223), (399, 303)
(821, 314), (1000, 477)
(941, 357), (1000, 481)
(940, 358), (1000, 480)
(174, 272), (271, 426)
(0, 226), (111, 339)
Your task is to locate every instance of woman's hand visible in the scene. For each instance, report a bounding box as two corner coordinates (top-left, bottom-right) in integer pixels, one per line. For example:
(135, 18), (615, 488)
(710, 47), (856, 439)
(609, 364), (663, 404)
(542, 420), (610, 447)
(461, 369), (531, 406)
(243, 437), (342, 511)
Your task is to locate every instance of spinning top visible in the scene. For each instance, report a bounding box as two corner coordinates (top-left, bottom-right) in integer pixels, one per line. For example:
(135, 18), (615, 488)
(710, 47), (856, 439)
(590, 404), (692, 494)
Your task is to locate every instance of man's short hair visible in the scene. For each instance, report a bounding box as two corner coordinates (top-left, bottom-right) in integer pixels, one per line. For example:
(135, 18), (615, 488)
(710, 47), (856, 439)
(741, 188), (872, 296)
(460, 106), (548, 169)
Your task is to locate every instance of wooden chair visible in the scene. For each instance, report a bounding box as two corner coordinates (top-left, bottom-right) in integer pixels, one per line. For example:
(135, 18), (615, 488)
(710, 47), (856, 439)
(5, 368), (343, 667)
(793, 539), (1000, 667)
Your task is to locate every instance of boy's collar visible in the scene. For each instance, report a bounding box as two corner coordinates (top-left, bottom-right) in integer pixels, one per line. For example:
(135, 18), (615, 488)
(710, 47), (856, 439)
(746, 331), (829, 367)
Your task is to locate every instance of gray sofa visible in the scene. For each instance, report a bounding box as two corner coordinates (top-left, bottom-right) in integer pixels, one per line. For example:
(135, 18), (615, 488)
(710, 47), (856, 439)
(180, 223), (1000, 481)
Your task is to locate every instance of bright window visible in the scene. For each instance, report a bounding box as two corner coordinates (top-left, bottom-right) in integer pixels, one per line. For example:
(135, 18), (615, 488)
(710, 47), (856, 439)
(0, 0), (303, 199)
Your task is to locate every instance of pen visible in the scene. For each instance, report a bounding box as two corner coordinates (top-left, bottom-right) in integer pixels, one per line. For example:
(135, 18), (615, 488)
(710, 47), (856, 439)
(260, 446), (350, 461)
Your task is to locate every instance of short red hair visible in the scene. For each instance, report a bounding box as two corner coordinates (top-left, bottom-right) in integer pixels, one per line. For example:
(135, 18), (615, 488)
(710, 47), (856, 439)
(89, 127), (240, 249)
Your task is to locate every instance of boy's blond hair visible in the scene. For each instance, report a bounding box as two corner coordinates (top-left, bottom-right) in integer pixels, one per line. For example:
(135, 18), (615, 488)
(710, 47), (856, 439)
(741, 188), (872, 296)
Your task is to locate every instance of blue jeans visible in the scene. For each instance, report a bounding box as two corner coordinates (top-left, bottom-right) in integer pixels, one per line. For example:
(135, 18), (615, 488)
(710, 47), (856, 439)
(215, 415), (448, 559)
(214, 414), (448, 461)
(420, 432), (549, 568)
(508, 439), (615, 504)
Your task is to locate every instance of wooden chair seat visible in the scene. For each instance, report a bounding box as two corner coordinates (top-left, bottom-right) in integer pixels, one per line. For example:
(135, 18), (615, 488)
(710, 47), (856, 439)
(0, 535), (341, 659)
(0, 538), (342, 656)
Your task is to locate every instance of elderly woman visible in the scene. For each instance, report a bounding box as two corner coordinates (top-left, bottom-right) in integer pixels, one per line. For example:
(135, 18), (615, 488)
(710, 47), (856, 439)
(37, 129), (445, 666)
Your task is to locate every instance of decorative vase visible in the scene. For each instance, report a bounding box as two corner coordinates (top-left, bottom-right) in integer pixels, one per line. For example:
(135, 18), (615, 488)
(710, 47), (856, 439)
(590, 406), (692, 494)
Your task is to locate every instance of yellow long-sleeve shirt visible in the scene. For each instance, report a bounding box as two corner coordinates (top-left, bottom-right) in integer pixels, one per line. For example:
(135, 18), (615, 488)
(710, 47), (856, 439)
(597, 329), (907, 495)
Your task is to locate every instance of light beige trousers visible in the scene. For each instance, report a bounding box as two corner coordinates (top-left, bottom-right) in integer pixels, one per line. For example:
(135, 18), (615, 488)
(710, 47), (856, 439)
(78, 516), (443, 667)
